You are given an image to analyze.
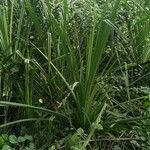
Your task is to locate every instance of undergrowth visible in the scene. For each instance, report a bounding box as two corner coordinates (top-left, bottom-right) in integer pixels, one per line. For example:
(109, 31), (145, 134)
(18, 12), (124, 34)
(0, 0), (150, 149)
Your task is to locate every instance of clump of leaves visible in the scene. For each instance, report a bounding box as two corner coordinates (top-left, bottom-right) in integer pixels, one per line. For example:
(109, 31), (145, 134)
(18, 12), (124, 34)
(0, 134), (35, 150)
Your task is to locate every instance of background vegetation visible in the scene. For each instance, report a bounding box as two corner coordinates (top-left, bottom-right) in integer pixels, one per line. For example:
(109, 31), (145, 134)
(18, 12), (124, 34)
(0, 0), (150, 149)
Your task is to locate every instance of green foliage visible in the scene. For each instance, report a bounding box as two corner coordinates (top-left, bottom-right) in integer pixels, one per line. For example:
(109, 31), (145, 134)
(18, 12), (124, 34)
(0, 0), (150, 149)
(0, 135), (6, 147)
(0, 134), (35, 150)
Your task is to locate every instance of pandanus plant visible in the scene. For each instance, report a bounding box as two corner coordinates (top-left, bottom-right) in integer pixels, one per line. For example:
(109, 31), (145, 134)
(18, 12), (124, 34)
(36, 0), (122, 130)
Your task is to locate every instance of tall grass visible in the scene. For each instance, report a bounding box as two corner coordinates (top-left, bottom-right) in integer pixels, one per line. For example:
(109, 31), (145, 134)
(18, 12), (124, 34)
(0, 0), (150, 149)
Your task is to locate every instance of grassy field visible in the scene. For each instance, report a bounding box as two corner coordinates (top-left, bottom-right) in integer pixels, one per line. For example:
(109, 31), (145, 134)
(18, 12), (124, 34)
(0, 0), (150, 149)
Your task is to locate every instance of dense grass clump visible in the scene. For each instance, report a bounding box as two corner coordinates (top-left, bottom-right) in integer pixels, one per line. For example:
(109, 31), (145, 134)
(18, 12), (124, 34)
(0, 0), (150, 149)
